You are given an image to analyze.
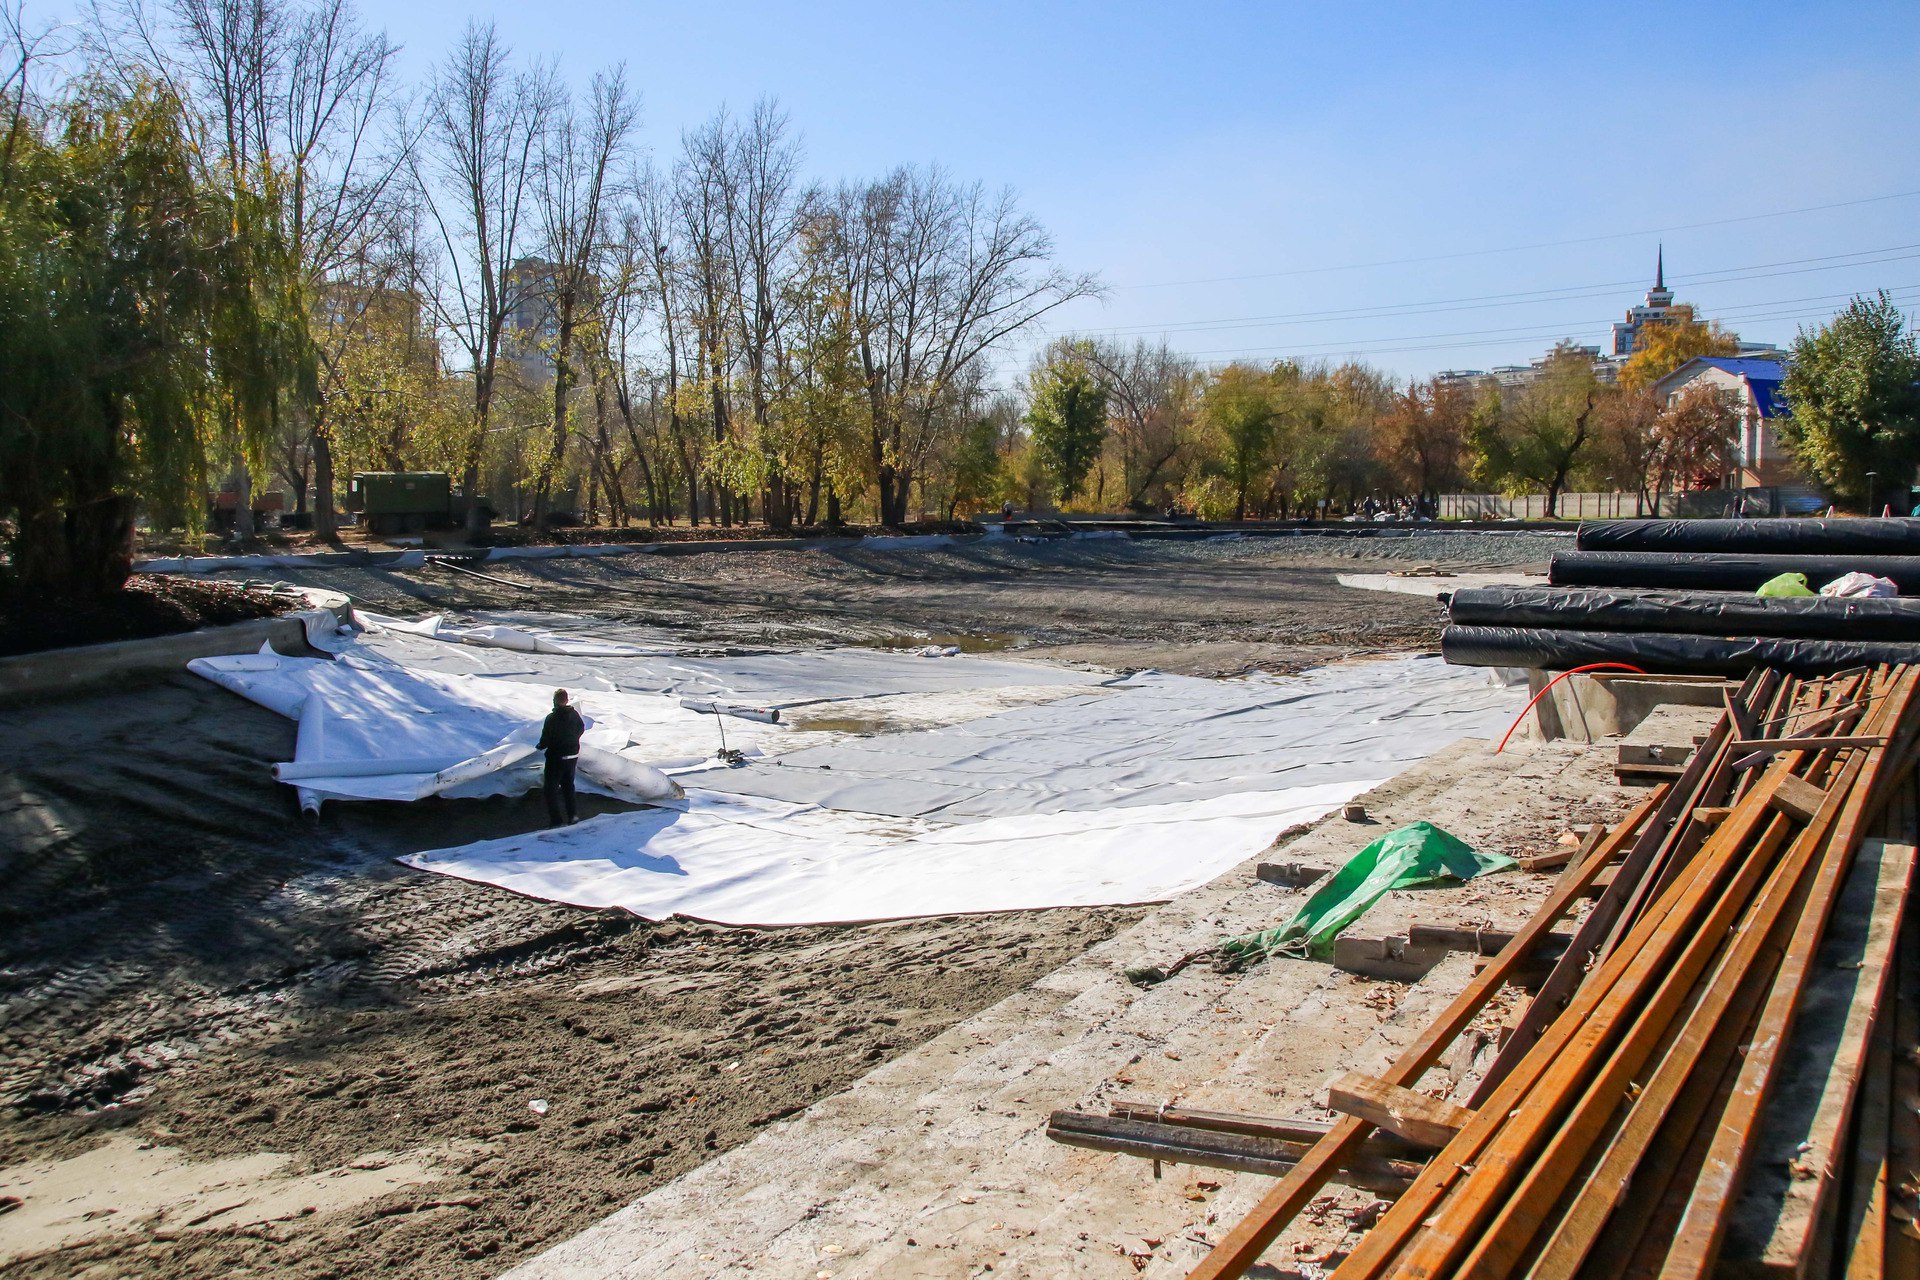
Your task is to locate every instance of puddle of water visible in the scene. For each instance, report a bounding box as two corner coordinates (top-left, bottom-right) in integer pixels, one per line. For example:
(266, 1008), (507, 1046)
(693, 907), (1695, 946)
(853, 632), (1021, 654)
(790, 715), (889, 734)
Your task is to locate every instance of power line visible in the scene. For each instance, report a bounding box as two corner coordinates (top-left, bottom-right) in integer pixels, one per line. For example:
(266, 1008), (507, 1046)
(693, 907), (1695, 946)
(1073, 244), (1920, 339)
(1172, 286), (1920, 363)
(1112, 189), (1920, 290)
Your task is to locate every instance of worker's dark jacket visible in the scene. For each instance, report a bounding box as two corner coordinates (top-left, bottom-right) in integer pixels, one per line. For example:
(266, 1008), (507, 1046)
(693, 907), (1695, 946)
(537, 706), (585, 760)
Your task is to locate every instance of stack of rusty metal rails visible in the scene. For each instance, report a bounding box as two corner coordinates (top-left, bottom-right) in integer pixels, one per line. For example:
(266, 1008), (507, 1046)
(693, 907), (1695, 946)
(1158, 664), (1920, 1280)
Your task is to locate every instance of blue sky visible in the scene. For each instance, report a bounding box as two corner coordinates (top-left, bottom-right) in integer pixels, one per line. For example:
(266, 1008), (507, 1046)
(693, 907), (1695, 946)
(52, 0), (1920, 381)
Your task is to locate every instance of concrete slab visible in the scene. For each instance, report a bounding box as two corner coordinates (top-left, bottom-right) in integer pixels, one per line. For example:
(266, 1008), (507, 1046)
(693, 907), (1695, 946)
(503, 736), (1631, 1279)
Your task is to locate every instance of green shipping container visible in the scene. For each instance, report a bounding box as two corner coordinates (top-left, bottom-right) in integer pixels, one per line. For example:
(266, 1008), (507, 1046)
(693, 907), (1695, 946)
(347, 472), (452, 517)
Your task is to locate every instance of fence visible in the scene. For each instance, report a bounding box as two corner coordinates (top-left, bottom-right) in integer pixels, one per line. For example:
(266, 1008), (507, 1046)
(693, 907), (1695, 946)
(1437, 487), (1792, 521)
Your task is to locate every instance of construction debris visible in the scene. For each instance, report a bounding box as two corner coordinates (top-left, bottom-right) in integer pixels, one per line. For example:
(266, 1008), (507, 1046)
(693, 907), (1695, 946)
(1174, 663), (1920, 1278)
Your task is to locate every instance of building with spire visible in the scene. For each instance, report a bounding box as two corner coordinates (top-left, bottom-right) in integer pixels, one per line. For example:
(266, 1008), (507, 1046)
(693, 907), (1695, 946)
(1611, 246), (1678, 357)
(1610, 247), (1779, 360)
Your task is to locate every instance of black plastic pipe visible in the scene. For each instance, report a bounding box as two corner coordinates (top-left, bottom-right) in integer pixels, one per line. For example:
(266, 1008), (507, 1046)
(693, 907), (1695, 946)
(1446, 586), (1920, 642)
(1549, 550), (1920, 594)
(1441, 624), (1920, 676)
(1575, 517), (1920, 556)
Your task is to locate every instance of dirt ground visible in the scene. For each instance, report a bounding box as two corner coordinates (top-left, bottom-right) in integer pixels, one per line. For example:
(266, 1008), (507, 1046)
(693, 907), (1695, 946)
(243, 534), (1546, 673)
(0, 575), (288, 657)
(0, 535), (1540, 1278)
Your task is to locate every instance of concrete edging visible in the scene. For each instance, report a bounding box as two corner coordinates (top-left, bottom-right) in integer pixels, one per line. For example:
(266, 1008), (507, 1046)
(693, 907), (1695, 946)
(0, 616), (313, 705)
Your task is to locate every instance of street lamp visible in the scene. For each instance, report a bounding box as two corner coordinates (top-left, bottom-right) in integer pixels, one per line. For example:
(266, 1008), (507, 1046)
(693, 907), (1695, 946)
(1867, 471), (1879, 518)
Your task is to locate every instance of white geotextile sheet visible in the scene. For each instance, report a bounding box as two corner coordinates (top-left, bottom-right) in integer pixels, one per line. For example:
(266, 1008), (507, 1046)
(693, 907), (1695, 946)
(188, 612), (1525, 924)
(677, 654), (1518, 819)
(351, 610), (1110, 707)
(187, 620), (1111, 812)
(398, 654), (1523, 924)
(400, 782), (1371, 924)
(188, 649), (705, 810)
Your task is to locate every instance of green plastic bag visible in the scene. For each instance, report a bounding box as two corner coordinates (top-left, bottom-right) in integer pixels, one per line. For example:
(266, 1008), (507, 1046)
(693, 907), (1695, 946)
(1218, 822), (1513, 966)
(1756, 572), (1815, 598)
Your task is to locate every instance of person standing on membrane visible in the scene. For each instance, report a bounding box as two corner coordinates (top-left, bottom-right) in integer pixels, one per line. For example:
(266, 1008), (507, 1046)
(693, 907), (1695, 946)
(537, 689), (585, 827)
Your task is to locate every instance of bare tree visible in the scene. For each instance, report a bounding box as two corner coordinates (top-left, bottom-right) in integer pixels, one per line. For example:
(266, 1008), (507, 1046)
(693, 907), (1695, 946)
(824, 167), (1098, 526)
(674, 112), (739, 524)
(636, 163), (703, 523)
(411, 20), (551, 539)
(527, 66), (635, 531)
(719, 99), (806, 528)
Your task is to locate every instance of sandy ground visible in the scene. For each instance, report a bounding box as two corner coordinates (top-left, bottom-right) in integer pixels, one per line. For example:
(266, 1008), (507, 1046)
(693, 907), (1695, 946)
(0, 534), (1544, 1278)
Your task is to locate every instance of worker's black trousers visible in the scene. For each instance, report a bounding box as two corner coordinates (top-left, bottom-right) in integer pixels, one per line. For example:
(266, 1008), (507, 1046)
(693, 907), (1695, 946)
(544, 754), (578, 826)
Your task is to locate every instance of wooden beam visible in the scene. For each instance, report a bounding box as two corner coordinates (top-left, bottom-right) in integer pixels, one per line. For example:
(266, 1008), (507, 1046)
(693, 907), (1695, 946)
(1733, 735), (1888, 753)
(1724, 685), (1757, 741)
(1769, 772), (1831, 823)
(1104, 1100), (1431, 1162)
(1716, 837), (1914, 1276)
(1661, 673), (1919, 1279)
(1326, 1072), (1473, 1150)
(1472, 676), (1768, 1109)
(1043, 1111), (1419, 1197)
(1517, 823), (1608, 872)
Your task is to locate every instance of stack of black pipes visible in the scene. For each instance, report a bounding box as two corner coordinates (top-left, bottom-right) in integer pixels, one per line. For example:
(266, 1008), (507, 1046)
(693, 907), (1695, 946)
(1442, 517), (1920, 676)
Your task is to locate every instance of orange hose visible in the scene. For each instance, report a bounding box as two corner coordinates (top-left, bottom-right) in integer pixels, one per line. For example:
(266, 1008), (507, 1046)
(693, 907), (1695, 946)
(1495, 662), (1648, 753)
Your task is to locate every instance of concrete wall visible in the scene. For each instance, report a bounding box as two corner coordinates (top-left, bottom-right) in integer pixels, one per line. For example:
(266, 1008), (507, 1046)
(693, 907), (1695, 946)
(1528, 670), (1728, 743)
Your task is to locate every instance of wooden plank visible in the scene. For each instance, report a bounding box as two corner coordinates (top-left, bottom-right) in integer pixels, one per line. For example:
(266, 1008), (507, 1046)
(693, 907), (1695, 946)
(1476, 687), (1905, 1279)
(1472, 678), (1764, 1109)
(1518, 823), (1608, 873)
(1043, 1111), (1419, 1197)
(1725, 685), (1758, 742)
(1718, 837), (1915, 1277)
(1329, 753), (1814, 1280)
(1694, 805), (1734, 827)
(1769, 772), (1831, 823)
(1734, 735), (1889, 753)
(1180, 785), (1666, 1280)
(1423, 788), (1821, 1280)
(1839, 1010), (1894, 1280)
(1619, 761), (1687, 783)
(1325, 1072), (1474, 1150)
(1103, 1101), (1432, 1162)
(1355, 679), (1900, 1280)
(1887, 903), (1920, 1280)
(1661, 669), (1920, 1279)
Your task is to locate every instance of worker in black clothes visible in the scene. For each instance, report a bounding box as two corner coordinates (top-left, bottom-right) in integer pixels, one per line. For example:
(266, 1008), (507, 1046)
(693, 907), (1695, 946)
(537, 689), (585, 827)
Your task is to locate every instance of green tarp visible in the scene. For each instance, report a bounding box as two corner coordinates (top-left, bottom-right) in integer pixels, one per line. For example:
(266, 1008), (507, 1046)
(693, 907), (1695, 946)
(1218, 821), (1513, 966)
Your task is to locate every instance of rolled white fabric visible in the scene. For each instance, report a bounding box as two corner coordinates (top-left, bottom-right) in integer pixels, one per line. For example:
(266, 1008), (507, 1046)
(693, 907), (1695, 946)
(272, 756), (468, 781)
(678, 698), (781, 724)
(430, 741), (541, 791)
(576, 746), (685, 804)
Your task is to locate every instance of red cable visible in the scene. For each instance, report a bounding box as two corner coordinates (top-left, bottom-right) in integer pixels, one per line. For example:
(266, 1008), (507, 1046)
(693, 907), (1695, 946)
(1495, 662), (1648, 753)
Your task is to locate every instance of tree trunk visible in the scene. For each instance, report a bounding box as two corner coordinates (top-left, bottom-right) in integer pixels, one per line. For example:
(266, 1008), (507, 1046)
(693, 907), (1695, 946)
(313, 428), (337, 541)
(230, 462), (255, 541)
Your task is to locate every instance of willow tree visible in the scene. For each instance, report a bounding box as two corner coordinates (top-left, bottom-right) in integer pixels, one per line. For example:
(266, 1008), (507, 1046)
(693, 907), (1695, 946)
(0, 79), (308, 596)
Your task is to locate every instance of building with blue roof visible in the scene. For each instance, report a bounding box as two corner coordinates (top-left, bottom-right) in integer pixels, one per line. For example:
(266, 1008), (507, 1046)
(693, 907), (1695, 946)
(1652, 354), (1821, 507)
